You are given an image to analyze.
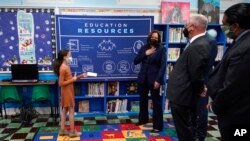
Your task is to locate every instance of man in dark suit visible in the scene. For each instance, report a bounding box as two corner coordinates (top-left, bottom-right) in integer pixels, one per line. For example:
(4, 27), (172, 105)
(134, 30), (166, 133)
(207, 3), (250, 141)
(167, 14), (217, 141)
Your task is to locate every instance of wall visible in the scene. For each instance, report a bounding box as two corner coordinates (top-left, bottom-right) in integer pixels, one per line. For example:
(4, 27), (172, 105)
(1, 0), (249, 24)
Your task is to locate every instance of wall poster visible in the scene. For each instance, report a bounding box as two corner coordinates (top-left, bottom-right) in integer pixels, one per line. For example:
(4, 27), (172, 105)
(0, 8), (55, 71)
(56, 15), (153, 79)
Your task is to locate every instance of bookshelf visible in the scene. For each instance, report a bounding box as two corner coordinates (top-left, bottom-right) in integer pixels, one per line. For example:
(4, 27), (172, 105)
(60, 79), (162, 117)
(154, 23), (227, 112)
(58, 78), (166, 117)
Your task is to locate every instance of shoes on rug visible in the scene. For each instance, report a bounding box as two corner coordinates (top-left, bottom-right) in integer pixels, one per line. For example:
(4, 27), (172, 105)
(69, 129), (82, 138)
(59, 129), (69, 136)
(150, 129), (162, 133)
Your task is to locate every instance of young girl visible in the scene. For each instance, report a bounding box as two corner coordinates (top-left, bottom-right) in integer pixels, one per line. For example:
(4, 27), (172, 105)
(53, 49), (87, 137)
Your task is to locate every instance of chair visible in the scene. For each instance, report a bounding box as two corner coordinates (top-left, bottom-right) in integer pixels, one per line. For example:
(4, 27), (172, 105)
(32, 85), (53, 117)
(0, 86), (22, 118)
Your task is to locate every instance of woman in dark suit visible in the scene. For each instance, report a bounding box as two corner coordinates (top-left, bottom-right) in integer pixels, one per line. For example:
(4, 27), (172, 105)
(134, 30), (166, 133)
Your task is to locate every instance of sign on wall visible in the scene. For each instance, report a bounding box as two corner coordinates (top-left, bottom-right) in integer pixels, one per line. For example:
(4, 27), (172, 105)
(56, 15), (153, 79)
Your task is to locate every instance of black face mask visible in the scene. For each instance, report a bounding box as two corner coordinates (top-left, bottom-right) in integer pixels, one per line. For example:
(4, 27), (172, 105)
(149, 39), (159, 46)
(183, 28), (189, 38)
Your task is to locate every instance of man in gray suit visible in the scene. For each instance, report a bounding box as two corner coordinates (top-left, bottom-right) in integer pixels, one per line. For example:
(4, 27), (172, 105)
(207, 3), (250, 141)
(167, 14), (217, 141)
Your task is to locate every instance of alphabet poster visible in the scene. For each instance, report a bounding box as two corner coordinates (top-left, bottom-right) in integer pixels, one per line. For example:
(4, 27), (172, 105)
(56, 15), (153, 79)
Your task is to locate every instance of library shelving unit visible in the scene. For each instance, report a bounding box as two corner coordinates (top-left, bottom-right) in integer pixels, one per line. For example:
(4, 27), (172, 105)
(58, 78), (140, 117)
(69, 78), (166, 117)
(153, 23), (227, 112)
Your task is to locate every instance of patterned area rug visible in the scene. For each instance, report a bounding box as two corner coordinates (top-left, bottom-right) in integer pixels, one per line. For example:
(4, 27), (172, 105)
(0, 113), (220, 141)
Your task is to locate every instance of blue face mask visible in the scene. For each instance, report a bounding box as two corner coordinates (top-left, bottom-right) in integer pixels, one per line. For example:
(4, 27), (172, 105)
(221, 25), (234, 39)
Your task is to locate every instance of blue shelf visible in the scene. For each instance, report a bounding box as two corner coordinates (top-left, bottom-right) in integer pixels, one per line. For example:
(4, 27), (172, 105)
(106, 95), (139, 98)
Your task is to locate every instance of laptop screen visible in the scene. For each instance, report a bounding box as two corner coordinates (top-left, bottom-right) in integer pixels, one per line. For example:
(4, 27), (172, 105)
(11, 64), (39, 83)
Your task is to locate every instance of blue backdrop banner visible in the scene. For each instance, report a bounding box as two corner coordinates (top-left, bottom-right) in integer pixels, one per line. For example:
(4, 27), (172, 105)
(56, 15), (153, 79)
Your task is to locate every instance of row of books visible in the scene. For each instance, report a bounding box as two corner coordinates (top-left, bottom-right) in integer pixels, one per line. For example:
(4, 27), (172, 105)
(78, 99), (170, 113)
(106, 99), (128, 113)
(168, 48), (180, 61)
(167, 45), (224, 62)
(88, 82), (105, 97)
(106, 99), (154, 113)
(75, 81), (139, 96)
(169, 27), (187, 43)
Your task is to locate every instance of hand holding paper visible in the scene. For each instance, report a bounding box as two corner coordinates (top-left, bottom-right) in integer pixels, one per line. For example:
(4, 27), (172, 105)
(87, 72), (97, 77)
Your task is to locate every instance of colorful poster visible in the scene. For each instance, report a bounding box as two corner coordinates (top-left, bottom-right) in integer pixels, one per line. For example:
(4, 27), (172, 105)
(161, 2), (190, 24)
(0, 9), (53, 70)
(198, 0), (220, 24)
(17, 10), (36, 64)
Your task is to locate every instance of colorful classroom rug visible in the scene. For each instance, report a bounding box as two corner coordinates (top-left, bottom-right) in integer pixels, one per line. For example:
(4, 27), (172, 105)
(34, 123), (178, 141)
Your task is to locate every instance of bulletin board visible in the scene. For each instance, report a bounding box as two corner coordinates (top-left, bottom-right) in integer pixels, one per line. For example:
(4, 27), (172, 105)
(56, 15), (153, 79)
(0, 8), (55, 71)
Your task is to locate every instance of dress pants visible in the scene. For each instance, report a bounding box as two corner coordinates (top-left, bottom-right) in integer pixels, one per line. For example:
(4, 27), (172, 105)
(170, 101), (195, 141)
(138, 83), (163, 130)
(191, 96), (208, 141)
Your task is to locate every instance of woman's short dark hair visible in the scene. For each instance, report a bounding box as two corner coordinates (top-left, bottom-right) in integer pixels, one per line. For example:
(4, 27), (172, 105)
(224, 3), (250, 29)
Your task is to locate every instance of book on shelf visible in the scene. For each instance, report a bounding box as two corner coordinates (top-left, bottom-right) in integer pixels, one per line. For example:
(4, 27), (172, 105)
(166, 63), (174, 79)
(168, 48), (180, 61)
(126, 82), (138, 94)
(130, 101), (140, 112)
(159, 30), (164, 43)
(108, 81), (119, 96)
(88, 82), (104, 97)
(78, 100), (89, 113)
(168, 27), (187, 43)
(107, 99), (128, 113)
(215, 45), (224, 61)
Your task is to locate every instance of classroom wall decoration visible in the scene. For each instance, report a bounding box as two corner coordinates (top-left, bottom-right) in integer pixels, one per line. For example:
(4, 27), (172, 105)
(161, 2), (190, 24)
(0, 8), (55, 71)
(198, 0), (220, 24)
(56, 15), (153, 79)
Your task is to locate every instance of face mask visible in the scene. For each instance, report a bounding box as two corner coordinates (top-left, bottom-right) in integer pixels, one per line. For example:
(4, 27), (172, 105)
(66, 57), (73, 63)
(149, 38), (159, 46)
(183, 27), (189, 38)
(221, 25), (234, 39)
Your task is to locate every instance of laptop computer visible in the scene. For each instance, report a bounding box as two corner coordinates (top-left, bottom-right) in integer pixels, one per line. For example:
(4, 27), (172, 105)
(11, 64), (39, 83)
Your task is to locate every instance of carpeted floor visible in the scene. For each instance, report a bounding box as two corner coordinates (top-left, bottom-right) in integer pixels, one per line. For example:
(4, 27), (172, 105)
(0, 113), (221, 141)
